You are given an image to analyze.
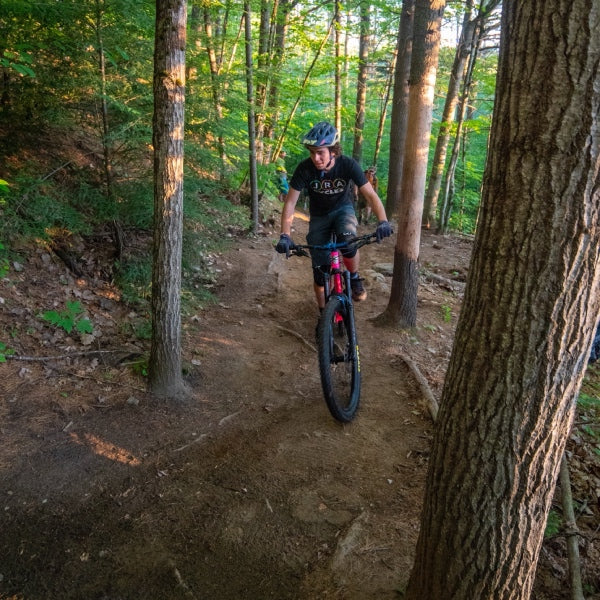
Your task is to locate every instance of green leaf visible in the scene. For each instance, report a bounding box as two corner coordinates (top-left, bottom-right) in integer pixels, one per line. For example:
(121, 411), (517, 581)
(76, 319), (93, 334)
(65, 300), (84, 316)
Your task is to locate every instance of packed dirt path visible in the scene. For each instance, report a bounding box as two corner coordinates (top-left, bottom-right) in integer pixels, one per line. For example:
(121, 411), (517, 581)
(1, 213), (472, 598)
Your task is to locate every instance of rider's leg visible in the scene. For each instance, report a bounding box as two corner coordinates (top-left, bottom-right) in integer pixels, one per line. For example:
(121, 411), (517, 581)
(314, 283), (326, 309)
(343, 251), (359, 274)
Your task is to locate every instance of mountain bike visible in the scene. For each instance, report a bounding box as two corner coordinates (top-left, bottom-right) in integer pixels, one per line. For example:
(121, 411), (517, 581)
(290, 231), (386, 423)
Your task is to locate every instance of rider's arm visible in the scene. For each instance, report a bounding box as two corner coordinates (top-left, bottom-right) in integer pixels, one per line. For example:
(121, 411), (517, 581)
(280, 188), (301, 236)
(358, 181), (388, 223)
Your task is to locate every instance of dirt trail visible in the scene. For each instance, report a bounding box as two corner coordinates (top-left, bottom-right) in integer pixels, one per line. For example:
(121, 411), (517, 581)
(1, 213), (470, 599)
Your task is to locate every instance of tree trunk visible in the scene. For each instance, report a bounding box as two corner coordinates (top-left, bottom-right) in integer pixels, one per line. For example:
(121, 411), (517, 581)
(148, 0), (188, 397)
(334, 0), (342, 134)
(254, 0), (271, 162)
(437, 18), (482, 234)
(352, 2), (370, 164)
(380, 0), (444, 328)
(202, 6), (225, 168)
(272, 17), (333, 160)
(405, 1), (600, 598)
(372, 48), (397, 168)
(244, 1), (259, 233)
(422, 0), (476, 228)
(266, 0), (293, 148)
(385, 0), (414, 219)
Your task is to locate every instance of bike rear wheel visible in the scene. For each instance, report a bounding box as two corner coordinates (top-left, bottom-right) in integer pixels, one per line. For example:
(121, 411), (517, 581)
(317, 295), (361, 423)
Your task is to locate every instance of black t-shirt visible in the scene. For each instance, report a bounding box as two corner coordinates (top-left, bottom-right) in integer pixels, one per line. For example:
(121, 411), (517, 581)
(289, 155), (367, 216)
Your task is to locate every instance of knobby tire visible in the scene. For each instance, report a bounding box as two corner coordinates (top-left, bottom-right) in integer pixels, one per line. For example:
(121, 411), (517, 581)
(317, 295), (361, 423)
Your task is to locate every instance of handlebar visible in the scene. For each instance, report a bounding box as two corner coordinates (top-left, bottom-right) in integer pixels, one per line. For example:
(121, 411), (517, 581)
(289, 231), (388, 258)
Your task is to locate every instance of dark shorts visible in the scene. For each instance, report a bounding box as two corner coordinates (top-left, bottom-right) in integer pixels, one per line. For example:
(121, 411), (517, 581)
(306, 203), (358, 270)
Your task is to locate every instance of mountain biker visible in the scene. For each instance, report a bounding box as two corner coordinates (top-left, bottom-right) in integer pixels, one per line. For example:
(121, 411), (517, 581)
(275, 121), (392, 309)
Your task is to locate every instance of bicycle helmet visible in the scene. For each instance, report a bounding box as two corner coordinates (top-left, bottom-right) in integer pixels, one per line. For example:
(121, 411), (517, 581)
(301, 121), (340, 147)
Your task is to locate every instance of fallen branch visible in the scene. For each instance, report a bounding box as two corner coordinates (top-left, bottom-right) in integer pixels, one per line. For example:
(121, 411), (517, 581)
(275, 325), (316, 352)
(6, 349), (141, 363)
(559, 454), (585, 600)
(399, 354), (439, 422)
(420, 269), (465, 292)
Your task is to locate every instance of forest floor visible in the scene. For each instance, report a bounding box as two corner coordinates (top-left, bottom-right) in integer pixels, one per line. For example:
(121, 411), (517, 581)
(0, 209), (599, 599)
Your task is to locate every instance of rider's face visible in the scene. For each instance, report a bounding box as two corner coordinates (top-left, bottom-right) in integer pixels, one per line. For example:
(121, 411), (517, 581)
(307, 146), (334, 171)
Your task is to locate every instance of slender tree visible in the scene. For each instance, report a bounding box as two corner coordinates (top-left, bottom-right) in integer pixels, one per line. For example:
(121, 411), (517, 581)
(201, 4), (226, 167)
(334, 0), (342, 134)
(379, 0), (445, 328)
(92, 0), (124, 258)
(385, 0), (415, 218)
(352, 2), (370, 164)
(254, 0), (272, 161)
(272, 17), (334, 160)
(148, 0), (188, 397)
(405, 1), (600, 598)
(437, 18), (482, 234)
(421, 0), (476, 228)
(372, 47), (397, 168)
(244, 1), (259, 232)
(267, 0), (294, 155)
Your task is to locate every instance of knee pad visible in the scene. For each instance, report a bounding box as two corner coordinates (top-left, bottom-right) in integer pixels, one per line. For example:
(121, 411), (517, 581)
(341, 246), (357, 259)
(313, 266), (329, 287)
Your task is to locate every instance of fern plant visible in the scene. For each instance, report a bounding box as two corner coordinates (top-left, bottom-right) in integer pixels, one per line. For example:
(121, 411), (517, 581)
(42, 301), (93, 335)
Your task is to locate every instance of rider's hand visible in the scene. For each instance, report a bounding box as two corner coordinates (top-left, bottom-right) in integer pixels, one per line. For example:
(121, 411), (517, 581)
(276, 233), (294, 258)
(376, 220), (393, 243)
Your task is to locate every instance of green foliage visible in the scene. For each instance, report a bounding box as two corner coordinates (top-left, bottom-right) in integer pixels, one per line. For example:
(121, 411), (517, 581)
(577, 392), (600, 452)
(544, 509), (561, 537)
(0, 341), (16, 362)
(132, 319), (152, 341)
(42, 301), (93, 335)
(0, 242), (10, 278)
(114, 258), (152, 306)
(577, 392), (600, 412)
(441, 304), (452, 323)
(0, 49), (35, 78)
(130, 357), (149, 378)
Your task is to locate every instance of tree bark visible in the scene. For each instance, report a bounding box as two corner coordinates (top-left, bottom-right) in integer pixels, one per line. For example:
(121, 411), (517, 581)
(148, 0), (188, 398)
(244, 1), (259, 232)
(385, 0), (414, 219)
(201, 5), (226, 169)
(267, 0), (293, 147)
(352, 2), (370, 164)
(334, 0), (342, 134)
(405, 1), (600, 598)
(422, 0), (477, 228)
(372, 47), (397, 168)
(380, 0), (444, 328)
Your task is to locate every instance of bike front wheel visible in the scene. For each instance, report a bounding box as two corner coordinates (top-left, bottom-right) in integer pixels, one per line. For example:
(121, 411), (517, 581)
(317, 295), (361, 423)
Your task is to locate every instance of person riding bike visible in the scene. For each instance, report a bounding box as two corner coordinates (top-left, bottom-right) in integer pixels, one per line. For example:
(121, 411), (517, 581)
(275, 121), (392, 309)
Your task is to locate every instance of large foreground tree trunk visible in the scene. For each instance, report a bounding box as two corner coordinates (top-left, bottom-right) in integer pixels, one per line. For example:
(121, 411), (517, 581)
(404, 2), (600, 599)
(148, 0), (188, 397)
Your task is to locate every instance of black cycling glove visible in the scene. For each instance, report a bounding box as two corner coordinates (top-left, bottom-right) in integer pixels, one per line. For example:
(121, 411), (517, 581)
(376, 220), (393, 243)
(276, 233), (294, 258)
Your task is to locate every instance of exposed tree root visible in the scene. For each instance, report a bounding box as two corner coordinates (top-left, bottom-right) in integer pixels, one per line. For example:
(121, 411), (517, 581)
(275, 324), (317, 352)
(398, 353), (439, 422)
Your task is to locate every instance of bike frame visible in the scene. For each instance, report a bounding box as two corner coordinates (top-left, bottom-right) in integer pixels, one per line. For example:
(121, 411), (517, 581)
(323, 236), (350, 323)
